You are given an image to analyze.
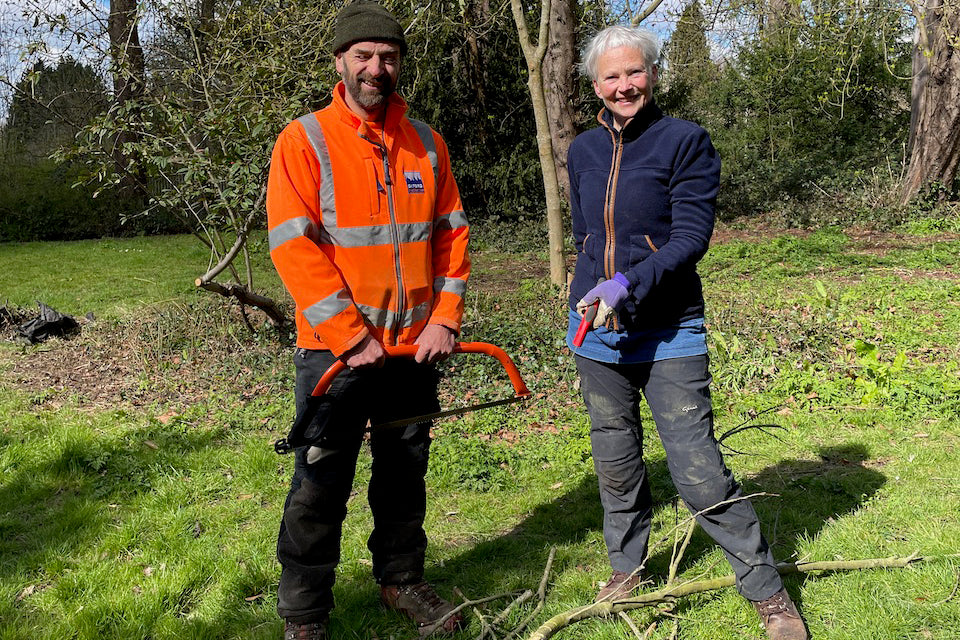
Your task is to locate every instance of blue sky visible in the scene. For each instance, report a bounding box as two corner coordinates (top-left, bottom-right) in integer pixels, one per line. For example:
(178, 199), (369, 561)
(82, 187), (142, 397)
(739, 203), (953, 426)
(0, 0), (111, 120)
(0, 0), (748, 123)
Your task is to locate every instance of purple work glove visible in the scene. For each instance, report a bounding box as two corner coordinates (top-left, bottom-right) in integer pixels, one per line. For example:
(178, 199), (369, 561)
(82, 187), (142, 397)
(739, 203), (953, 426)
(576, 272), (631, 329)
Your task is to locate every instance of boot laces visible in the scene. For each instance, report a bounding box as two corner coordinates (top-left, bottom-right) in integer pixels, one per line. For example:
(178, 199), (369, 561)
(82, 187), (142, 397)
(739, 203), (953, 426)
(756, 592), (791, 619)
(402, 581), (446, 613)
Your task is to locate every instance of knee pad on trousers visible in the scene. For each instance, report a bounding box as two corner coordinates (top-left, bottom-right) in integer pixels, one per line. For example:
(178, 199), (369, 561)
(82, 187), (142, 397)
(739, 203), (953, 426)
(675, 470), (738, 513)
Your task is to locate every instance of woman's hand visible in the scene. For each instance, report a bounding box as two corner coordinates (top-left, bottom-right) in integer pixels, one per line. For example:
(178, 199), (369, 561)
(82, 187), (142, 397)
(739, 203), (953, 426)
(577, 273), (631, 328)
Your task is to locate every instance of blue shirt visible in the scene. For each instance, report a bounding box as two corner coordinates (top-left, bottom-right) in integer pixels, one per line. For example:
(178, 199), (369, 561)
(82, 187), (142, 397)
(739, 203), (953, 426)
(566, 310), (707, 364)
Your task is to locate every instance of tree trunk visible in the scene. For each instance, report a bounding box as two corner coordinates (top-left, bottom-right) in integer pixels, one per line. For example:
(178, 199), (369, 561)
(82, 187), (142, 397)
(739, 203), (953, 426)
(197, 0), (216, 64)
(107, 0), (146, 198)
(107, 0), (144, 120)
(510, 0), (567, 287)
(541, 0), (578, 200)
(902, 0), (960, 204)
(764, 0), (802, 33)
(462, 0), (491, 149)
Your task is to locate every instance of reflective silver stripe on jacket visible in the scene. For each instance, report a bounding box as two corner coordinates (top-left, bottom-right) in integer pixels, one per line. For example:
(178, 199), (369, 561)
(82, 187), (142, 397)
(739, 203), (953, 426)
(435, 209), (468, 231)
(269, 216), (322, 251)
(297, 114), (338, 235)
(433, 276), (466, 297)
(302, 289), (353, 327)
(332, 220), (433, 247)
(356, 299), (432, 330)
(408, 118), (438, 184)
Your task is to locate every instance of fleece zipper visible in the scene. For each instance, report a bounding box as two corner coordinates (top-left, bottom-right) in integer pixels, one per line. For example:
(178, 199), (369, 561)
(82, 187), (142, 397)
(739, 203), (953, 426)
(602, 126), (624, 281)
(362, 130), (405, 345)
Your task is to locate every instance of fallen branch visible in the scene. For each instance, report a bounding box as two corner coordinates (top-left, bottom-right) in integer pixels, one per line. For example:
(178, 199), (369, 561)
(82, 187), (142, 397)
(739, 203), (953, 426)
(935, 569), (960, 605)
(194, 279), (288, 327)
(526, 553), (927, 640)
(667, 517), (697, 586)
(642, 493), (774, 571)
(424, 590), (527, 637)
(479, 590), (534, 639)
(616, 611), (646, 639)
(502, 547), (557, 640)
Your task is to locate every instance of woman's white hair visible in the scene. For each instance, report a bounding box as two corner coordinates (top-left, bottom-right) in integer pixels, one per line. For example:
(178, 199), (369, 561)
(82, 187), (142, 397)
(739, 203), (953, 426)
(580, 26), (660, 81)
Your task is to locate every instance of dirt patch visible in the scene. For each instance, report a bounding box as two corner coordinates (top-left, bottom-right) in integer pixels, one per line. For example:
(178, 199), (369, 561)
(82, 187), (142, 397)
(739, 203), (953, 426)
(2, 334), (182, 410)
(711, 222), (812, 244)
(844, 227), (960, 256)
(3, 230), (957, 413)
(0, 305), (288, 413)
(470, 252), (549, 291)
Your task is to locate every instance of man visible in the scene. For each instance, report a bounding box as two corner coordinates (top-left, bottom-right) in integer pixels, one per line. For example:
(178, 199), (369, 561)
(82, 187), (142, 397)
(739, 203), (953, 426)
(266, 2), (470, 638)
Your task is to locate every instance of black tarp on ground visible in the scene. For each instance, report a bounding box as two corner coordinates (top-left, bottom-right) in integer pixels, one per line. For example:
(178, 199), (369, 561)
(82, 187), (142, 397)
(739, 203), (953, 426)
(13, 302), (80, 343)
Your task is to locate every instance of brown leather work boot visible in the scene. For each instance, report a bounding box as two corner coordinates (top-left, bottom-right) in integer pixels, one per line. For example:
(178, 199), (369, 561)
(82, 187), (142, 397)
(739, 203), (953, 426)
(751, 588), (808, 640)
(595, 570), (643, 603)
(380, 581), (466, 635)
(283, 619), (328, 640)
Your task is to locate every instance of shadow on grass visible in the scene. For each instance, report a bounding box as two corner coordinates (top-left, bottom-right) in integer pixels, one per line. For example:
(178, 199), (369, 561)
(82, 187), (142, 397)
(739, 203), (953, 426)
(325, 474), (603, 638)
(10, 425), (878, 638)
(330, 441), (885, 638)
(639, 442), (887, 630)
(641, 443), (887, 577)
(0, 423), (221, 568)
(0, 418), (253, 635)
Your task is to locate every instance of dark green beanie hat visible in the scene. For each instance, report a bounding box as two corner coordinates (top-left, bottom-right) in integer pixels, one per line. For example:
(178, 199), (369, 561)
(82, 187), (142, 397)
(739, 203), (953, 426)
(332, 1), (407, 56)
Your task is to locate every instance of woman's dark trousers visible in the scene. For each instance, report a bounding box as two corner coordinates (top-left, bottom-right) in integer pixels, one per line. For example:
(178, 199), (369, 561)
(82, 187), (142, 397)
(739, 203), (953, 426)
(575, 353), (782, 601)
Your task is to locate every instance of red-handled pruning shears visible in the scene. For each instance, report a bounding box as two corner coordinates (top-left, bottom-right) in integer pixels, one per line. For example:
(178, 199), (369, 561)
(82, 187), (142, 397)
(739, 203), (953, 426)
(573, 300), (600, 348)
(274, 342), (531, 454)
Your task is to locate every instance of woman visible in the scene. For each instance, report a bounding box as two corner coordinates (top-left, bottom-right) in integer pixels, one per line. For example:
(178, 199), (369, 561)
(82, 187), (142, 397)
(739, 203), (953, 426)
(566, 26), (806, 640)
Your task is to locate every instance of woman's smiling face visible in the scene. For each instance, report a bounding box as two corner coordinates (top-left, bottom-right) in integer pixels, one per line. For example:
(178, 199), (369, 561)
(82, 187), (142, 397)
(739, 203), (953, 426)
(592, 45), (658, 129)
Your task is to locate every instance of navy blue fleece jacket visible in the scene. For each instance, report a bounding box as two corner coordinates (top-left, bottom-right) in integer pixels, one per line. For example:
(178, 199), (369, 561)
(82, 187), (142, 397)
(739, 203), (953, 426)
(567, 102), (719, 331)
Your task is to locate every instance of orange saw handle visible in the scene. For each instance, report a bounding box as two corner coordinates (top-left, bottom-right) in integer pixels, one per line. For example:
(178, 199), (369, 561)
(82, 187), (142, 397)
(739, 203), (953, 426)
(273, 342), (531, 454)
(310, 341), (530, 398)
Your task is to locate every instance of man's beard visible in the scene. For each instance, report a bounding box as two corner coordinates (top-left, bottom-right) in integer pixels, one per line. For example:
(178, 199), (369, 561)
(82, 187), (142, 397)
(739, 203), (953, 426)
(344, 70), (395, 110)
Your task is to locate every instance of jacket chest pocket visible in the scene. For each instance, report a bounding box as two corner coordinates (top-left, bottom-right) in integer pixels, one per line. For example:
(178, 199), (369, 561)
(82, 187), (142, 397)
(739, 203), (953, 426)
(364, 158), (384, 218)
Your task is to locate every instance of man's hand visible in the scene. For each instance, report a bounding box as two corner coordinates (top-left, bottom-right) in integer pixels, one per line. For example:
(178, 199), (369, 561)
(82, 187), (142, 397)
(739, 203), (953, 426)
(576, 273), (631, 329)
(341, 334), (386, 368)
(414, 324), (456, 364)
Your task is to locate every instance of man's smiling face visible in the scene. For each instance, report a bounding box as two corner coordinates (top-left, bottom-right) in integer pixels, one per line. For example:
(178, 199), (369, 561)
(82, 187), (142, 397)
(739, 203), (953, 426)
(336, 40), (402, 119)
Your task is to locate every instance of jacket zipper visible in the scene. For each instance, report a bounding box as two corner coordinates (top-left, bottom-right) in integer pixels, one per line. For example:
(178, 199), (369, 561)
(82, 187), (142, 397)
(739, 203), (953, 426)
(363, 131), (405, 344)
(600, 124), (625, 331)
(603, 127), (623, 280)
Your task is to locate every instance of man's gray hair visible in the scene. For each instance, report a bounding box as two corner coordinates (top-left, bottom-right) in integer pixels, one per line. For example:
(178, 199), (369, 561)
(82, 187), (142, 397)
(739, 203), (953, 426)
(580, 26), (660, 81)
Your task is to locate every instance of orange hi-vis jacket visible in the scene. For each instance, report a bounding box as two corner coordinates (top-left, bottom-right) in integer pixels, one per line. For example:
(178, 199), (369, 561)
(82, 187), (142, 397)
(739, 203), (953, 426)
(267, 83), (470, 355)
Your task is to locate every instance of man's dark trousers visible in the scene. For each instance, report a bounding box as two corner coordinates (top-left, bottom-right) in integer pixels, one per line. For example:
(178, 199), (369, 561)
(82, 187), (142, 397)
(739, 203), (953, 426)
(277, 347), (440, 624)
(575, 353), (782, 601)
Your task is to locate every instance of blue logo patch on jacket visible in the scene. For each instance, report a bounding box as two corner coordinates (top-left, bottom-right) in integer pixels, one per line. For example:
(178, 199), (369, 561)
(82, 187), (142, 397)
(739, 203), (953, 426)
(404, 171), (425, 194)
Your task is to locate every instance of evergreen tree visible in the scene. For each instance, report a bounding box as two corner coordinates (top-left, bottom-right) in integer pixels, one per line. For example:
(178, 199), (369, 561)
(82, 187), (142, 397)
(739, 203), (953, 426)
(5, 58), (108, 158)
(659, 0), (715, 122)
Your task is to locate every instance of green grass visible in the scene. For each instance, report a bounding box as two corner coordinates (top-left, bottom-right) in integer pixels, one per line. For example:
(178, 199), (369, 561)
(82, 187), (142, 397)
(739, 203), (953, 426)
(0, 232), (282, 319)
(1, 225), (959, 639)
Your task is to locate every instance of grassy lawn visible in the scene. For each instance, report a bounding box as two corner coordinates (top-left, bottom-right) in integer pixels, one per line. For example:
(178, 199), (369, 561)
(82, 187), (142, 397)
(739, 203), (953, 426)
(0, 225), (958, 639)
(0, 233), (281, 319)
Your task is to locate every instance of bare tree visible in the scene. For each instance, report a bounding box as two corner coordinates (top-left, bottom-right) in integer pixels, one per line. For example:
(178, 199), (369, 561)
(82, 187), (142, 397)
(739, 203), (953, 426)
(541, 0), (579, 199)
(510, 0), (567, 287)
(902, 0), (960, 203)
(107, 0), (146, 198)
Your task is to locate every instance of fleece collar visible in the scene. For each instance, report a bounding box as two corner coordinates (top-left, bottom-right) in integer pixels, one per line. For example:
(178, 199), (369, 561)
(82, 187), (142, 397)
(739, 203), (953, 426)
(331, 81), (408, 134)
(597, 101), (664, 142)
